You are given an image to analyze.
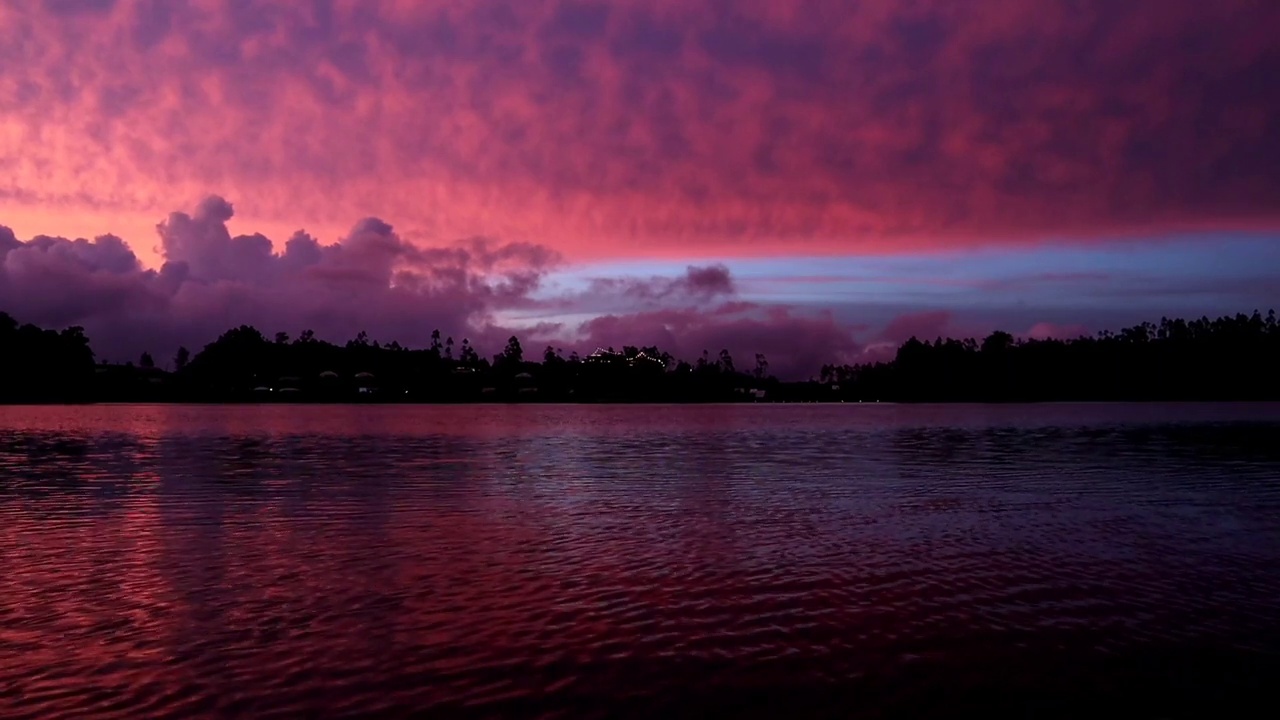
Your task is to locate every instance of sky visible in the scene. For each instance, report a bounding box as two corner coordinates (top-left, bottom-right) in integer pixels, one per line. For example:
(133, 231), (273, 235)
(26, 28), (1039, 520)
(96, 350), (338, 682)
(1, 0), (1278, 377)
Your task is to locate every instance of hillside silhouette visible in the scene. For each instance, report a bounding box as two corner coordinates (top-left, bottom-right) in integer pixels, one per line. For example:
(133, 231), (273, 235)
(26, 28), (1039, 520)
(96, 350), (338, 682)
(2, 309), (1278, 403)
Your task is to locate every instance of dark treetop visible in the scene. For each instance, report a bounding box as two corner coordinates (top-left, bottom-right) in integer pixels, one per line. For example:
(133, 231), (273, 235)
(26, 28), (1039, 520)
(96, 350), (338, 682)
(1, 309), (1278, 403)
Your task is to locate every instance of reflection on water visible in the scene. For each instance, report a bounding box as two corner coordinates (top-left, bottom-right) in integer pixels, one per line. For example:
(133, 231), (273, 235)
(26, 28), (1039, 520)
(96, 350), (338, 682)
(2, 403), (1279, 718)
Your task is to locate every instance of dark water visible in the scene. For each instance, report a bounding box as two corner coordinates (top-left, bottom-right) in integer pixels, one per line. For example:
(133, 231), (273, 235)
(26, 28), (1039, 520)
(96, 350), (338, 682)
(2, 403), (1279, 718)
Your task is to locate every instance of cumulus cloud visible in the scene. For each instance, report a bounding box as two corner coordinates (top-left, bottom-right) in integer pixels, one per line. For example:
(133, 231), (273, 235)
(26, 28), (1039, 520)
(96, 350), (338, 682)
(576, 305), (861, 380)
(0, 196), (563, 363)
(502, 262), (862, 376)
(4, 195), (1267, 378)
(1, 197), (872, 376)
(1, 0), (1278, 262)
(0, 227), (21, 253)
(0, 232), (164, 329)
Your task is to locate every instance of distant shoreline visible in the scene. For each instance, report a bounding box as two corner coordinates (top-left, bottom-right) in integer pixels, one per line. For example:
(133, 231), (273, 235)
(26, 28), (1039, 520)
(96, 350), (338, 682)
(5, 309), (1279, 405)
(7, 398), (1280, 407)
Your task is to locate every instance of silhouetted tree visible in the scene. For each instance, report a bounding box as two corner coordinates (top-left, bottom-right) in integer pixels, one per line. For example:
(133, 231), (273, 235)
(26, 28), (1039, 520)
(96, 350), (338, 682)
(275, 331), (289, 345)
(140, 352), (155, 369)
(754, 353), (769, 379)
(6, 307), (1277, 405)
(0, 313), (98, 401)
(981, 331), (1015, 354)
(459, 338), (478, 365)
(498, 335), (524, 366)
(821, 310), (1280, 403)
(718, 349), (734, 374)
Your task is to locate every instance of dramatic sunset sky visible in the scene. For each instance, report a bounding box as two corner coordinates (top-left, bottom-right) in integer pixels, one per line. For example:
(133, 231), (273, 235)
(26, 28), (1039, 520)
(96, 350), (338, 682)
(2, 0), (1278, 376)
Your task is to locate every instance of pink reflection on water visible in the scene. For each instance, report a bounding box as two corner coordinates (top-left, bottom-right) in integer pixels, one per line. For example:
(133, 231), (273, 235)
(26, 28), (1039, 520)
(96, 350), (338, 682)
(0, 403), (1278, 717)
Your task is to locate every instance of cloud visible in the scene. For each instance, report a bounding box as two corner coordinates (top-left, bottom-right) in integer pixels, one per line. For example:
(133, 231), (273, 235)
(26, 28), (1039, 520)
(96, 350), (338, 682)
(0, 197), (862, 376)
(573, 264), (735, 305)
(3, 195), (1273, 377)
(576, 304), (862, 379)
(0, 227), (19, 252)
(877, 310), (954, 344)
(1026, 322), (1089, 340)
(0, 196), (563, 363)
(1, 0), (1278, 263)
(0, 232), (165, 329)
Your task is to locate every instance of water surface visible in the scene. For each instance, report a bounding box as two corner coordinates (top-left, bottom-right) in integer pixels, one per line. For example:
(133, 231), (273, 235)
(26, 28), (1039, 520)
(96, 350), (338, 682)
(2, 403), (1279, 718)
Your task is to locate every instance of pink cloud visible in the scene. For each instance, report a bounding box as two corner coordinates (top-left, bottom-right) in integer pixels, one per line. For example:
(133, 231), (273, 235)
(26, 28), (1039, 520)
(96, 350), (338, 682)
(2, 195), (1177, 377)
(576, 304), (862, 379)
(0, 196), (860, 377)
(1026, 322), (1090, 340)
(878, 310), (954, 344)
(7, 193), (1266, 378)
(1, 0), (1277, 265)
(0, 196), (561, 363)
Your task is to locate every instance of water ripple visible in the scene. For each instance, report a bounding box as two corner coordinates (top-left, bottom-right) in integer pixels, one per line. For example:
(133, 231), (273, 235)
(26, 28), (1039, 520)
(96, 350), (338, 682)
(2, 403), (1280, 717)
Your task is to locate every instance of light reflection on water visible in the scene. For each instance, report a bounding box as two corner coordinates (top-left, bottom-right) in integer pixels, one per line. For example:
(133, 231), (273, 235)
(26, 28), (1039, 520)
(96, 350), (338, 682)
(2, 403), (1279, 718)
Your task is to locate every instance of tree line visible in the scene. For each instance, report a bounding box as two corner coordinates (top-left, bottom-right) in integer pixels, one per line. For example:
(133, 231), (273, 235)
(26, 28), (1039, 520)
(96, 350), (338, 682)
(822, 310), (1280, 402)
(57, 323), (776, 403)
(0, 312), (96, 402)
(2, 309), (1278, 403)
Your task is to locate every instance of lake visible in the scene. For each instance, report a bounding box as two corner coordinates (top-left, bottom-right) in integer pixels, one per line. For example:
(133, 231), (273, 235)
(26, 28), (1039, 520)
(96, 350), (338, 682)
(2, 403), (1279, 718)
